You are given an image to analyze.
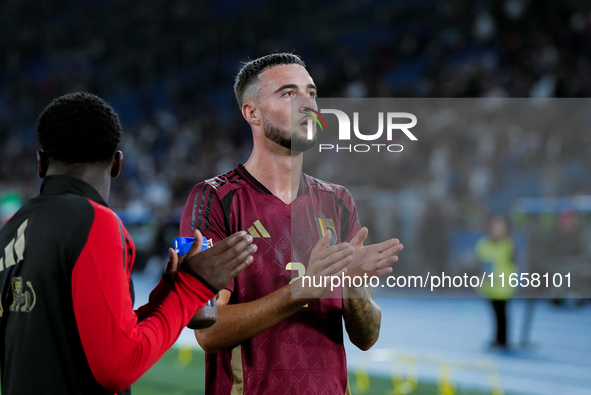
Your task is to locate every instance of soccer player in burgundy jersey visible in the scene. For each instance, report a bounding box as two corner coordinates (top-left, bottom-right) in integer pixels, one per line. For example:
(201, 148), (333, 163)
(181, 53), (403, 395)
(0, 93), (255, 394)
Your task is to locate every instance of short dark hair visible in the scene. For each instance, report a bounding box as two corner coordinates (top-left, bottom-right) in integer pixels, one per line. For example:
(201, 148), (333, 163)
(37, 92), (123, 165)
(233, 53), (306, 108)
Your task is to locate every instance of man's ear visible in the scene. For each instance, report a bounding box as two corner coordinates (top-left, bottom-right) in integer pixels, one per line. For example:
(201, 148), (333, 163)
(242, 102), (260, 126)
(110, 151), (123, 178)
(37, 150), (49, 178)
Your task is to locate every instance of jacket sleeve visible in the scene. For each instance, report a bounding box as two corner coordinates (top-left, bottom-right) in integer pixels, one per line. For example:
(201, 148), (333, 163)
(134, 274), (173, 322)
(71, 201), (215, 392)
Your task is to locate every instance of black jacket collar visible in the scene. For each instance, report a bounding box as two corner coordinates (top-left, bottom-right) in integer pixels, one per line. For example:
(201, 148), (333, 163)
(40, 176), (108, 207)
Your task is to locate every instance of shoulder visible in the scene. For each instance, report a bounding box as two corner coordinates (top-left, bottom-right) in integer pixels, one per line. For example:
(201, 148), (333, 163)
(87, 200), (123, 229)
(48, 195), (123, 238)
(187, 167), (245, 201)
(26, 195), (116, 260)
(35, 193), (96, 226)
(303, 173), (355, 201)
(44, 194), (123, 235)
(182, 167), (248, 234)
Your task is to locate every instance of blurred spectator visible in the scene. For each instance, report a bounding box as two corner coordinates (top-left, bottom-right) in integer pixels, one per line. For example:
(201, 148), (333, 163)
(417, 200), (449, 273)
(2, 0), (591, 270)
(474, 215), (518, 348)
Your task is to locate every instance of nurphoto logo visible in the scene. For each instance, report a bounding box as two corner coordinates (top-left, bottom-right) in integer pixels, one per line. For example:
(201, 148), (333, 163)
(305, 107), (418, 153)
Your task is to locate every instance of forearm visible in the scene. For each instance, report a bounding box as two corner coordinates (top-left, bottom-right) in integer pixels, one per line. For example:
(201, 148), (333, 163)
(74, 262), (214, 391)
(342, 286), (381, 351)
(135, 274), (173, 322)
(195, 284), (308, 353)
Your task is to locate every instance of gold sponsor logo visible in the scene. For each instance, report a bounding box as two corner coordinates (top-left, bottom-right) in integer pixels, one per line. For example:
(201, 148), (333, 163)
(247, 220), (270, 238)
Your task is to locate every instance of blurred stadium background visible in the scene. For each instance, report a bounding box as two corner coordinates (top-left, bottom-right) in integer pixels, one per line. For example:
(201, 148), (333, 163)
(1, 0), (591, 394)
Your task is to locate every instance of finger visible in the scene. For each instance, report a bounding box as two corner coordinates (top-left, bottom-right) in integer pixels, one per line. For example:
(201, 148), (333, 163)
(216, 235), (254, 263)
(223, 243), (257, 270)
(312, 241), (351, 263)
(370, 255), (398, 271)
(211, 231), (249, 256)
(350, 227), (369, 247)
(333, 267), (348, 278)
(165, 248), (179, 277)
(322, 253), (353, 277)
(379, 243), (404, 259)
(227, 255), (254, 280)
(372, 266), (393, 278)
(374, 238), (400, 253)
(322, 244), (353, 265)
(311, 231), (332, 254)
(369, 243), (403, 263)
(185, 229), (204, 258)
(368, 249), (400, 267)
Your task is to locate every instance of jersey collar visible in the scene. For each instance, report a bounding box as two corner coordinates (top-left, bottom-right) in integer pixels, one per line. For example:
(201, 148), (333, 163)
(235, 164), (310, 198)
(298, 173), (309, 197)
(40, 176), (108, 207)
(235, 164), (273, 195)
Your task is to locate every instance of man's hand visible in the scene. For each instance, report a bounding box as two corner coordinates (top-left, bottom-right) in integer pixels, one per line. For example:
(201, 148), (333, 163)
(293, 230), (353, 299)
(179, 230), (256, 291)
(346, 227), (403, 282)
(165, 249), (181, 281)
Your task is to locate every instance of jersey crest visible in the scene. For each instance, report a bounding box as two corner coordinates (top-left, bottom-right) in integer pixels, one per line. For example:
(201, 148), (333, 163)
(9, 276), (36, 313)
(316, 214), (337, 246)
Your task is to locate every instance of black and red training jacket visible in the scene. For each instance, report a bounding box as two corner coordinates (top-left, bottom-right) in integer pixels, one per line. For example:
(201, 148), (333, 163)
(0, 176), (215, 394)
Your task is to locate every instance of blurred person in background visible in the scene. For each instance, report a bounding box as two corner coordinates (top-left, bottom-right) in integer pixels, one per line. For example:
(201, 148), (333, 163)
(417, 200), (449, 273)
(180, 53), (403, 394)
(475, 215), (517, 349)
(3, 1), (591, 242)
(0, 92), (255, 394)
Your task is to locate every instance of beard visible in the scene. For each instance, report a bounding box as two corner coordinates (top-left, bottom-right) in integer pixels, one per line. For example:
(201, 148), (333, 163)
(263, 118), (317, 153)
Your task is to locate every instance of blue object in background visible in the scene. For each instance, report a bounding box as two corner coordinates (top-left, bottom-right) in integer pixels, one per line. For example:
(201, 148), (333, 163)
(173, 236), (209, 255)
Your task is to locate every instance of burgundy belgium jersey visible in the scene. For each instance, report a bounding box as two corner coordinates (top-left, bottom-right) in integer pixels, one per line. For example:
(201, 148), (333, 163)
(0, 176), (215, 394)
(180, 164), (360, 395)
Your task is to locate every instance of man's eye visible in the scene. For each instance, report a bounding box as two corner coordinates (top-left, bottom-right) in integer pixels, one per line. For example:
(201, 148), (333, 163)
(284, 91), (295, 97)
(308, 91), (317, 98)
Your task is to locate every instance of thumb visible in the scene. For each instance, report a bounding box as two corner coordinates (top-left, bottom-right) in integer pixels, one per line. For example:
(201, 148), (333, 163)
(186, 229), (204, 258)
(165, 248), (180, 279)
(351, 227), (368, 247)
(312, 229), (332, 253)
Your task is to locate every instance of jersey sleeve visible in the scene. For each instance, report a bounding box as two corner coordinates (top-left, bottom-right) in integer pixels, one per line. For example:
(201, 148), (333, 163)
(71, 201), (215, 392)
(341, 189), (361, 243)
(181, 181), (235, 292)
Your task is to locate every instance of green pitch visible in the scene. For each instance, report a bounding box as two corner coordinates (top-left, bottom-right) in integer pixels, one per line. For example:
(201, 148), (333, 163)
(132, 348), (518, 395)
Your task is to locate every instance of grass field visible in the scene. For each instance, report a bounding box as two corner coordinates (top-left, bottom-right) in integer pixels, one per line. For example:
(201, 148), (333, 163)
(132, 347), (508, 395)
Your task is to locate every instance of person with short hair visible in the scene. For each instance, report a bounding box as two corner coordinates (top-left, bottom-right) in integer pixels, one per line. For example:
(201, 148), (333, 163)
(181, 53), (403, 394)
(0, 92), (256, 394)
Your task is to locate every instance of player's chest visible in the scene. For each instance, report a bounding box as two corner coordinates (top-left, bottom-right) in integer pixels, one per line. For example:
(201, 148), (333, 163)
(230, 193), (342, 270)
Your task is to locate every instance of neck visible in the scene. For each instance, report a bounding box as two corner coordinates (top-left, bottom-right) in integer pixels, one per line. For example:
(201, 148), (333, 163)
(244, 143), (303, 204)
(45, 164), (112, 203)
